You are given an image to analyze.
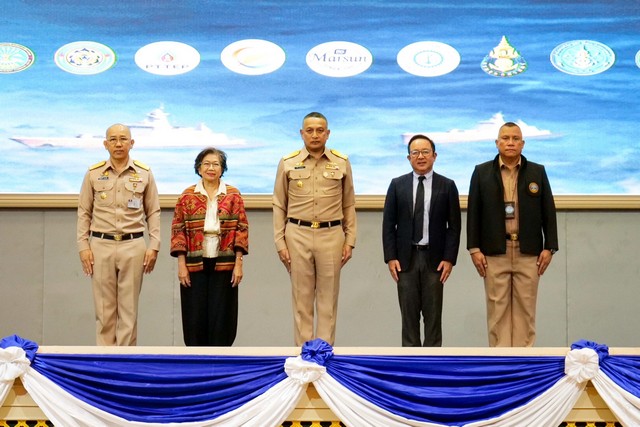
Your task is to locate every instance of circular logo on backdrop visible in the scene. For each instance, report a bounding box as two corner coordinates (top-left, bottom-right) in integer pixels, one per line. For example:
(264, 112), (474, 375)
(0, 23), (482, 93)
(550, 40), (615, 76)
(306, 41), (372, 77)
(135, 41), (200, 76)
(54, 41), (116, 75)
(396, 41), (460, 77)
(0, 42), (35, 73)
(635, 49), (640, 69)
(220, 39), (286, 75)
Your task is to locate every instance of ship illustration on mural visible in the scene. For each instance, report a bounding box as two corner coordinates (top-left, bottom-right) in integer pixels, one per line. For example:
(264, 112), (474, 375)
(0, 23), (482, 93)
(10, 107), (248, 149)
(402, 113), (557, 145)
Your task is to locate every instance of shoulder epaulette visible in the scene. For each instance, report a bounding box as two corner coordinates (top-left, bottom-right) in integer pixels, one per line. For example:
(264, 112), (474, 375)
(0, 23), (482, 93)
(133, 160), (150, 170)
(283, 150), (301, 160)
(89, 160), (106, 170)
(330, 148), (348, 160)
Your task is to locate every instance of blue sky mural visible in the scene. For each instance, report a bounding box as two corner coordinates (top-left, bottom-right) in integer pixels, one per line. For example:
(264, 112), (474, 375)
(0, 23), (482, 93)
(1, 0), (639, 194)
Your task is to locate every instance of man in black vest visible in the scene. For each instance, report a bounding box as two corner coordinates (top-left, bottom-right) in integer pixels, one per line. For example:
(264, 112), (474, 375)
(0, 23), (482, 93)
(467, 122), (558, 347)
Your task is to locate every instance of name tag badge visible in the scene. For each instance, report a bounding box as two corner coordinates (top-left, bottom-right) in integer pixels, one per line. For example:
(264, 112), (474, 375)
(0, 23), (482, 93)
(505, 201), (515, 219)
(128, 198), (142, 209)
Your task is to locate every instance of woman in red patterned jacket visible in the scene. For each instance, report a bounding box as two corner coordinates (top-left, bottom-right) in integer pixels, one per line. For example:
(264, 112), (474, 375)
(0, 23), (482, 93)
(170, 147), (249, 346)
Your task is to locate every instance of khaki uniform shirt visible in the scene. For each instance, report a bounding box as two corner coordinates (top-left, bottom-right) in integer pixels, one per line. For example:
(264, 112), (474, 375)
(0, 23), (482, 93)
(77, 158), (161, 252)
(499, 156), (521, 236)
(273, 147), (356, 251)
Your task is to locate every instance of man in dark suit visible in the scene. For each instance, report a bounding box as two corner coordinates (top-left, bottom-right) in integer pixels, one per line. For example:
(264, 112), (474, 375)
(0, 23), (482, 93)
(467, 121), (558, 347)
(382, 134), (461, 346)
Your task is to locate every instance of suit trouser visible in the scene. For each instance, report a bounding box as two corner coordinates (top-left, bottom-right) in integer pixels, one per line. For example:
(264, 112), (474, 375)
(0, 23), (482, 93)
(285, 223), (344, 346)
(397, 247), (444, 347)
(484, 240), (539, 347)
(90, 236), (146, 346)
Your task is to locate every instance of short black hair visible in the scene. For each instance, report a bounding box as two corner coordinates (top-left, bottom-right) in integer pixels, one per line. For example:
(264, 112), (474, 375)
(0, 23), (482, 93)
(194, 147), (228, 177)
(407, 134), (435, 154)
(303, 112), (328, 127)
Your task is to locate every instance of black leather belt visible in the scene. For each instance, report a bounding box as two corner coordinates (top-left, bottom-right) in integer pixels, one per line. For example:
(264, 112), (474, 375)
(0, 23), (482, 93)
(289, 218), (341, 229)
(413, 245), (430, 250)
(506, 233), (519, 241)
(91, 231), (144, 241)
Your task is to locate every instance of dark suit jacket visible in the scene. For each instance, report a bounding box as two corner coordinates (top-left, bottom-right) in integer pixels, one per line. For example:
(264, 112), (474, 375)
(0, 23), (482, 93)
(382, 172), (461, 271)
(466, 154), (558, 256)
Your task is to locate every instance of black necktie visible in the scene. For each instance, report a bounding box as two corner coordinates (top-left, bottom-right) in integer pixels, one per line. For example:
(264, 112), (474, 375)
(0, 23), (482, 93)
(413, 176), (425, 244)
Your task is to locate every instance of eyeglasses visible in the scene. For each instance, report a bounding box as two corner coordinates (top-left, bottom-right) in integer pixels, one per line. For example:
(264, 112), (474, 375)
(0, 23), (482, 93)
(201, 162), (221, 169)
(106, 137), (131, 145)
(409, 149), (432, 157)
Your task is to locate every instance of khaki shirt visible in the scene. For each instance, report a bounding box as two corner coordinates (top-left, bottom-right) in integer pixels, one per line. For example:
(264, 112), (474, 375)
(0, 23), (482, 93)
(499, 156), (521, 236)
(77, 158), (161, 252)
(273, 147), (356, 251)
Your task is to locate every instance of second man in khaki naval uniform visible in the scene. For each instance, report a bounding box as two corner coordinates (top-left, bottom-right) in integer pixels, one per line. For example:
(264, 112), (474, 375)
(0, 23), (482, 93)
(273, 112), (357, 346)
(77, 123), (161, 346)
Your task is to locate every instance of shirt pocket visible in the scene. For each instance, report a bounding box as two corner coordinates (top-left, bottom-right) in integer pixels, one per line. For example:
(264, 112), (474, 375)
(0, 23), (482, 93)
(321, 169), (343, 196)
(289, 169), (312, 195)
(124, 180), (147, 197)
(94, 181), (115, 207)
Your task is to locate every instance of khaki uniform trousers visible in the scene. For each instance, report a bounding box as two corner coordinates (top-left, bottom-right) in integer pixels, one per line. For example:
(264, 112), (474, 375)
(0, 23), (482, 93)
(285, 223), (344, 346)
(90, 236), (146, 346)
(484, 240), (539, 347)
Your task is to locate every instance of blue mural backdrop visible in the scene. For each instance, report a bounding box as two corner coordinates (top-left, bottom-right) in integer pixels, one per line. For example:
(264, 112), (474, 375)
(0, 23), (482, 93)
(1, 0), (638, 195)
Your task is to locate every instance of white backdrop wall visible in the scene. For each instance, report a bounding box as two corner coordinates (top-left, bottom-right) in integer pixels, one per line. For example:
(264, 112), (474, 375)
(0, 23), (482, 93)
(1, 208), (638, 347)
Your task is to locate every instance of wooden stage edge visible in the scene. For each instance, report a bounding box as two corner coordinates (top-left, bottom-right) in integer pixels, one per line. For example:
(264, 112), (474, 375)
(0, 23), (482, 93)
(3, 346), (637, 423)
(1, 193), (640, 210)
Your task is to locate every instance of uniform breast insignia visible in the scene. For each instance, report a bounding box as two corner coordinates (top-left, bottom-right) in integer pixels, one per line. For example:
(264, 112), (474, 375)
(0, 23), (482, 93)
(297, 181), (303, 188)
(294, 162), (306, 170)
(528, 182), (540, 194)
(283, 150), (301, 160)
(98, 171), (109, 180)
(129, 172), (142, 182)
(133, 160), (150, 171)
(90, 160), (106, 170)
(329, 149), (347, 160)
(100, 192), (107, 199)
(325, 162), (339, 170)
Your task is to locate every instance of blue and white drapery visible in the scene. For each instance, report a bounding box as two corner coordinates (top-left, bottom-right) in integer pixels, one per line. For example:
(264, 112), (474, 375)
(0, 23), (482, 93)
(2, 335), (640, 427)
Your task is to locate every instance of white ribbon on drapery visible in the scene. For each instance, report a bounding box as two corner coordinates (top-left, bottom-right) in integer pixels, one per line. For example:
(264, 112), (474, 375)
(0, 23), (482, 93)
(0, 346), (30, 403)
(591, 368), (640, 426)
(21, 368), (305, 427)
(1, 344), (639, 426)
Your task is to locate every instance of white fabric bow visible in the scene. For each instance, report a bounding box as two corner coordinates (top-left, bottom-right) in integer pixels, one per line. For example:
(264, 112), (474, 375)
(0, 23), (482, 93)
(284, 356), (326, 384)
(0, 347), (30, 382)
(565, 347), (599, 384)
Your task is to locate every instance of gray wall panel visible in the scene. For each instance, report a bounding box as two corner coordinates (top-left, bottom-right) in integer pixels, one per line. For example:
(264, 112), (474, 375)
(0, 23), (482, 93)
(1, 207), (637, 348)
(0, 210), (45, 342)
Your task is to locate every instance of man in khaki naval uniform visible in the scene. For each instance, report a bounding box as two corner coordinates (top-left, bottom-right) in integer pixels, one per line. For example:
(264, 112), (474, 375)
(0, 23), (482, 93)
(77, 123), (161, 346)
(273, 112), (356, 346)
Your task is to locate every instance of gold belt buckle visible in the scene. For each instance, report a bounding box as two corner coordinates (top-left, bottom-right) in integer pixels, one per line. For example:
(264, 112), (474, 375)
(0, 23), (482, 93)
(113, 233), (123, 241)
(509, 233), (518, 241)
(311, 221), (320, 229)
